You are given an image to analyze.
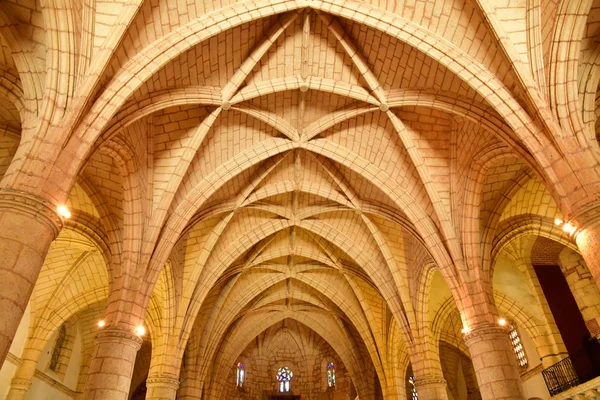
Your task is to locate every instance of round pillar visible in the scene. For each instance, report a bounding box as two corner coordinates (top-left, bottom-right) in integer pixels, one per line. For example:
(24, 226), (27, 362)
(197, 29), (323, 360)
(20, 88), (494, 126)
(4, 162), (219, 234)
(0, 189), (62, 366)
(6, 357), (38, 400)
(146, 375), (180, 400)
(574, 209), (600, 287)
(82, 327), (143, 400)
(413, 376), (449, 400)
(6, 378), (32, 400)
(464, 325), (525, 400)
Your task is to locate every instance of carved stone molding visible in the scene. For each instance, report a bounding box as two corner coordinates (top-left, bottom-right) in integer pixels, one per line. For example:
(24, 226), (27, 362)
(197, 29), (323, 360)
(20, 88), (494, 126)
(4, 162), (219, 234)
(463, 325), (507, 344)
(6, 352), (22, 366)
(413, 376), (447, 388)
(5, 352), (78, 396)
(0, 188), (63, 237)
(10, 378), (32, 390)
(551, 374), (600, 399)
(146, 375), (181, 389)
(33, 370), (77, 397)
(572, 201), (600, 231)
(95, 327), (143, 350)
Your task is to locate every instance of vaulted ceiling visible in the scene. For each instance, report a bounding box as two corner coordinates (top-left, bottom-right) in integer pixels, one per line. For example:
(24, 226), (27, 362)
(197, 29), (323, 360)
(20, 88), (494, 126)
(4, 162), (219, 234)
(1, 0), (600, 398)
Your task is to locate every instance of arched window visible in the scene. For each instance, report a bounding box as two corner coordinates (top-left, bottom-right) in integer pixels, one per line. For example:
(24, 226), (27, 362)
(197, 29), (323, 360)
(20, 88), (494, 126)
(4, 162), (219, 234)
(236, 363), (245, 387)
(508, 323), (528, 369)
(277, 367), (293, 393)
(49, 325), (66, 371)
(408, 374), (418, 400)
(327, 362), (336, 387)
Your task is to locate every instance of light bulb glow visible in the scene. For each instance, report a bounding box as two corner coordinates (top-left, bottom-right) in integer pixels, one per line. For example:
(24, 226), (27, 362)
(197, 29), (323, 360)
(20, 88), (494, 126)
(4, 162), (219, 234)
(554, 218), (563, 226)
(56, 205), (71, 219)
(97, 320), (105, 327)
(135, 325), (145, 336)
(498, 318), (507, 326)
(563, 222), (575, 233)
(461, 327), (470, 334)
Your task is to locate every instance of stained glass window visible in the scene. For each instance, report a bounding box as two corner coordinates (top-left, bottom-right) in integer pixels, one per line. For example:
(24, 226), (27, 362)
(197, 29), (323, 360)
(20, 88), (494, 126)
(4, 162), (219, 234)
(408, 375), (418, 400)
(236, 363), (245, 387)
(277, 367), (293, 393)
(508, 323), (528, 369)
(49, 325), (66, 371)
(327, 362), (336, 387)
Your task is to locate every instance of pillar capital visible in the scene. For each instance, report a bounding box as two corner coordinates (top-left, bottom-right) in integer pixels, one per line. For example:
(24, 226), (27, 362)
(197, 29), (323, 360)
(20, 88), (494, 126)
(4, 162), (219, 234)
(463, 324), (507, 345)
(0, 189), (63, 237)
(146, 375), (180, 389)
(146, 374), (180, 400)
(6, 378), (32, 400)
(463, 324), (525, 399)
(95, 326), (143, 351)
(413, 376), (447, 387)
(413, 374), (449, 400)
(571, 200), (600, 230)
(83, 327), (144, 400)
(9, 378), (32, 391)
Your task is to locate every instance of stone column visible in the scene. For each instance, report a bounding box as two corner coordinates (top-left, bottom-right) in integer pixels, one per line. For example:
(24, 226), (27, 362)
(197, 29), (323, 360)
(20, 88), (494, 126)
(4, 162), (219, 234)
(0, 189), (62, 366)
(177, 382), (202, 400)
(6, 356), (38, 400)
(345, 372), (355, 400)
(6, 377), (32, 400)
(413, 376), (448, 400)
(177, 361), (202, 400)
(558, 247), (600, 337)
(464, 325), (525, 400)
(82, 327), (143, 400)
(146, 375), (180, 400)
(574, 206), (600, 290)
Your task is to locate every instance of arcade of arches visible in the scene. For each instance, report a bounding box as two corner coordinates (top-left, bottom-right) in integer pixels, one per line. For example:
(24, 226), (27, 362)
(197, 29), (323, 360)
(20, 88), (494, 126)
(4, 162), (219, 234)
(4, 0), (600, 399)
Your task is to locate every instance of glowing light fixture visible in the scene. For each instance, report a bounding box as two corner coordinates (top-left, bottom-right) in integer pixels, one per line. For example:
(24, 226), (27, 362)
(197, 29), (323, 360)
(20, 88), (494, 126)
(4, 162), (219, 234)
(135, 325), (145, 336)
(498, 318), (507, 326)
(97, 320), (105, 328)
(461, 327), (470, 334)
(554, 218), (577, 235)
(56, 205), (71, 219)
(563, 222), (575, 233)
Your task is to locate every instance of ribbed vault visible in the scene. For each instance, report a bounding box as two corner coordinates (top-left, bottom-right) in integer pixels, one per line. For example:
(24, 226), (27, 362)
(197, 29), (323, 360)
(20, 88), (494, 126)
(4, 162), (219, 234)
(3, 1), (600, 400)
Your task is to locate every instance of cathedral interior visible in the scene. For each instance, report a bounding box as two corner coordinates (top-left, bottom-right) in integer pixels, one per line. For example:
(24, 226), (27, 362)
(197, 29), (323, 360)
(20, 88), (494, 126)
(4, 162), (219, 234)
(2, 1), (600, 400)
